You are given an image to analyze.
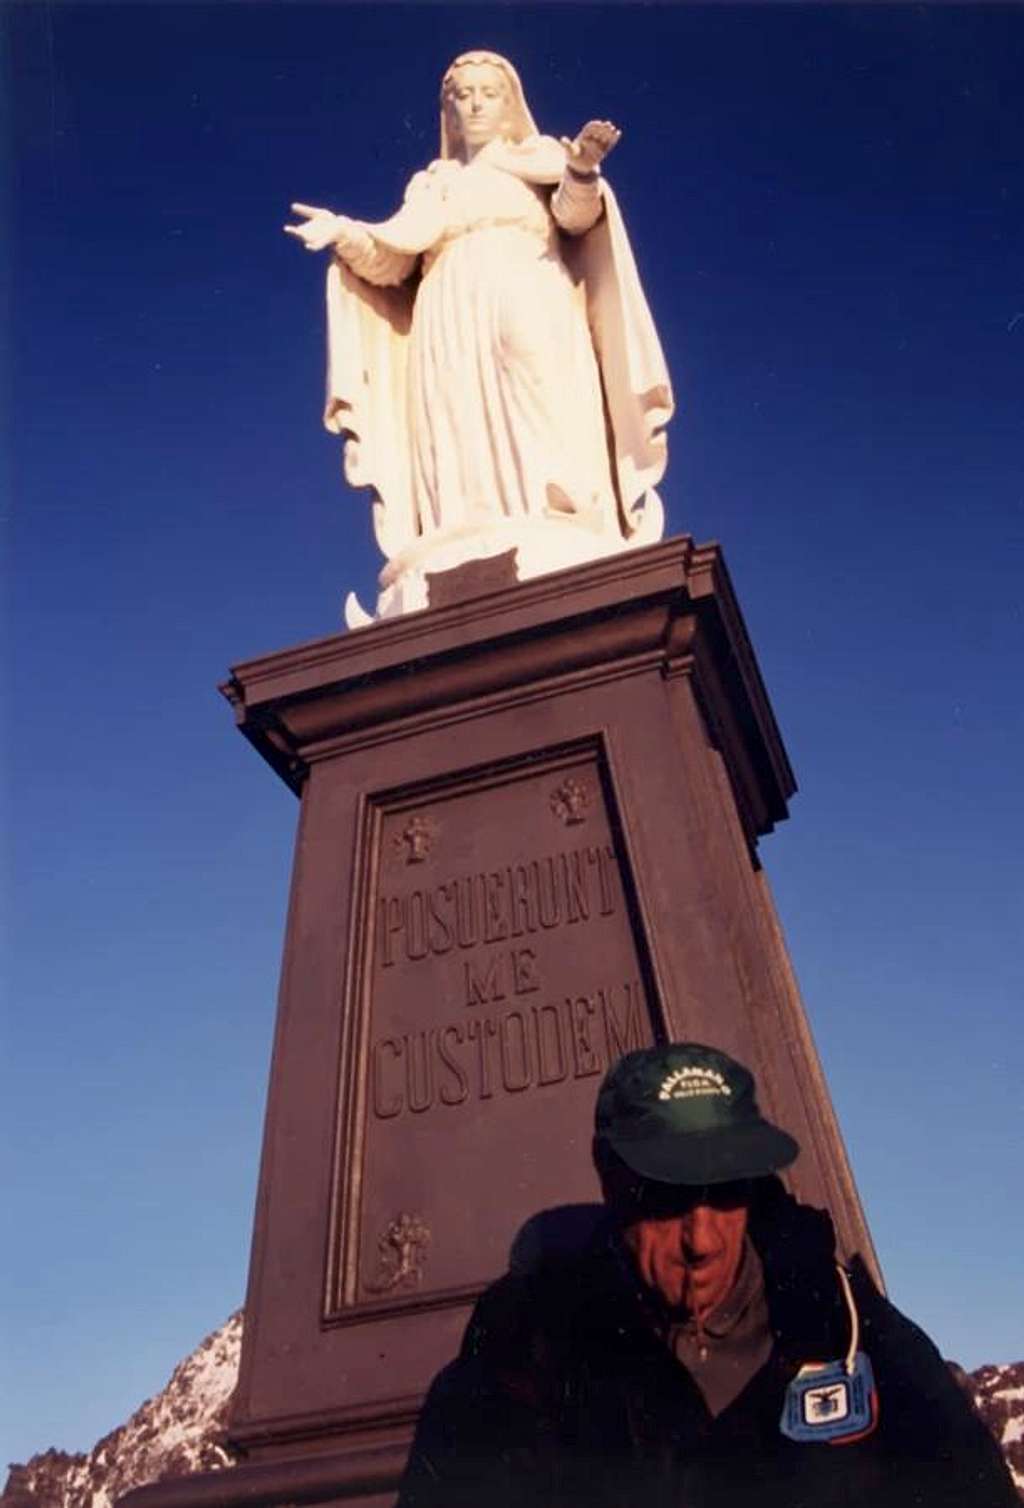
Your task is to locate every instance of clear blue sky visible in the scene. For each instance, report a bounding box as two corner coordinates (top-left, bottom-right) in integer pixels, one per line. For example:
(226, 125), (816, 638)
(4, 0), (1023, 1468)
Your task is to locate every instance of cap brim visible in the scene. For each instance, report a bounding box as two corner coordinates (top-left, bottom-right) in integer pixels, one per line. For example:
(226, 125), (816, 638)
(608, 1119), (800, 1186)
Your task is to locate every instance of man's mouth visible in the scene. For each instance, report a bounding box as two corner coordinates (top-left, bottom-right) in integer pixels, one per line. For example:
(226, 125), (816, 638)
(684, 1253), (720, 1272)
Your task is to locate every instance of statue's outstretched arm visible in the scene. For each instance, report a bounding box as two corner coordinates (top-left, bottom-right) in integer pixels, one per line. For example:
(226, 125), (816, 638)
(284, 203), (416, 287)
(332, 226), (417, 288)
(284, 203), (350, 251)
(285, 166), (446, 287)
(552, 120), (621, 236)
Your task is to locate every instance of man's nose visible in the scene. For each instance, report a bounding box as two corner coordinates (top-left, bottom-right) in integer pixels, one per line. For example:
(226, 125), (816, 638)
(681, 1205), (717, 1257)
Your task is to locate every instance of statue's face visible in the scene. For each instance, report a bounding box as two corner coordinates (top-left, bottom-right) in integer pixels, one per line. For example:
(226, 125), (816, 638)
(447, 62), (512, 152)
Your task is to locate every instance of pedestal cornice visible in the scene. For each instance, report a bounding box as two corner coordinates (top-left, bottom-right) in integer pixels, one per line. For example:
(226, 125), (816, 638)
(220, 537), (796, 845)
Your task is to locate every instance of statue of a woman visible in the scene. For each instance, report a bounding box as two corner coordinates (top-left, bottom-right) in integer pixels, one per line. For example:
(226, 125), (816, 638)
(286, 51), (673, 624)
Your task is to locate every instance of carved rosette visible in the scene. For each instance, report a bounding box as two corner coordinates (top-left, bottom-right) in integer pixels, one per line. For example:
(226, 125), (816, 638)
(364, 1212), (432, 1295)
(550, 776), (591, 826)
(392, 814), (439, 864)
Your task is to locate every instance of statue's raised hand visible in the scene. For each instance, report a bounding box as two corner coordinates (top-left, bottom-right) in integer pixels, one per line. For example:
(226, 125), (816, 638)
(561, 120), (622, 174)
(284, 203), (359, 254)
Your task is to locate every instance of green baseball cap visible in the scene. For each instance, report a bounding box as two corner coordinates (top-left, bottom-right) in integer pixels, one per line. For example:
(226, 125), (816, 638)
(595, 1042), (799, 1186)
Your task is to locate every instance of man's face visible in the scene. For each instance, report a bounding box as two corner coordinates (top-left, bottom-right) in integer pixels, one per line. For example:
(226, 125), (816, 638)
(620, 1182), (750, 1318)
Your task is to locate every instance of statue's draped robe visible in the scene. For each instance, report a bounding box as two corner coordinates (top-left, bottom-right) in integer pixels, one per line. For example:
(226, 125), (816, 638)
(324, 135), (673, 570)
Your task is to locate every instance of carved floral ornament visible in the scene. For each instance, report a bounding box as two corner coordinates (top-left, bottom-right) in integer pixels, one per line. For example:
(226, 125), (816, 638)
(550, 776), (591, 826)
(393, 813), (439, 864)
(365, 1212), (432, 1295)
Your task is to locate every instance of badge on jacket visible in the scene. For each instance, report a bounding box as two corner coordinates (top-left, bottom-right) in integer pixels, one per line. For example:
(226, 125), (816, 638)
(780, 1265), (878, 1445)
(780, 1351), (878, 1444)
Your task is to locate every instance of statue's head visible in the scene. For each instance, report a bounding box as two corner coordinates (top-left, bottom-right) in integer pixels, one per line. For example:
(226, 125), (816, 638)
(440, 51), (538, 160)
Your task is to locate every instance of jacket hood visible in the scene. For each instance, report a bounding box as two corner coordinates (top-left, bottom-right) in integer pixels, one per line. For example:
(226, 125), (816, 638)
(747, 1177), (849, 1366)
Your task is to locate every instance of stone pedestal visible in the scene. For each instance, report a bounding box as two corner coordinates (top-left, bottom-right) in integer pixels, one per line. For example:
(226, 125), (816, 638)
(124, 537), (876, 1508)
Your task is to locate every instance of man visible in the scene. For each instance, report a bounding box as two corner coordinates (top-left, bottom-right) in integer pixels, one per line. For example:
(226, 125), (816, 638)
(398, 1042), (1017, 1507)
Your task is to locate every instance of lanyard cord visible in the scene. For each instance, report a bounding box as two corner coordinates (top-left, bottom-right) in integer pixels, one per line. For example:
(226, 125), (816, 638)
(835, 1263), (859, 1374)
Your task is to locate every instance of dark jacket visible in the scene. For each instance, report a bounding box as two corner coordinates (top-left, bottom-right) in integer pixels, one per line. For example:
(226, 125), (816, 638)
(398, 1182), (1017, 1507)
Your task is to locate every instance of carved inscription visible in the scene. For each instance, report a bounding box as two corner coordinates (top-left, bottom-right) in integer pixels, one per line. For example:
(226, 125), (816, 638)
(369, 836), (647, 1122)
(377, 843), (617, 968)
(348, 758), (657, 1311)
(371, 979), (646, 1121)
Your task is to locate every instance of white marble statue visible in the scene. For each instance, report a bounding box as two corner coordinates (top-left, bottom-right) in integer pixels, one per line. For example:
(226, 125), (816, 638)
(285, 51), (673, 625)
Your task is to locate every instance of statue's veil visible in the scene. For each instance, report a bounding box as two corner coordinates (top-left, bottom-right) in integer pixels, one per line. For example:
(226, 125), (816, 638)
(439, 51), (539, 159)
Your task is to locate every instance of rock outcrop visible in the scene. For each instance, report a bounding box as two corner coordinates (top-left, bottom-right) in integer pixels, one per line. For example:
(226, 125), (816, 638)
(972, 1360), (1024, 1497)
(2, 1314), (241, 1508)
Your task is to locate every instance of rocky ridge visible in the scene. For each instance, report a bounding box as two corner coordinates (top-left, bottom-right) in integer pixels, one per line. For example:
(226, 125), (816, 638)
(973, 1361), (1024, 1496)
(2, 1314), (241, 1508)
(3, 1319), (1021, 1507)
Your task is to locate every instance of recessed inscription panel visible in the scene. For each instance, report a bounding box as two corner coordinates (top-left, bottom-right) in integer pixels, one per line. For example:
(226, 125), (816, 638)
(332, 747), (659, 1316)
